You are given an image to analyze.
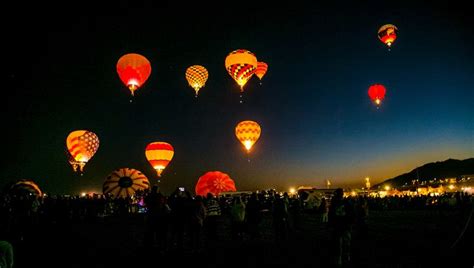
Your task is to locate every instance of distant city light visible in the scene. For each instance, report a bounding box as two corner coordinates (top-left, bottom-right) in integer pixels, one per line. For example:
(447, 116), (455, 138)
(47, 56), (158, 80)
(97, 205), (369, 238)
(289, 188), (296, 195)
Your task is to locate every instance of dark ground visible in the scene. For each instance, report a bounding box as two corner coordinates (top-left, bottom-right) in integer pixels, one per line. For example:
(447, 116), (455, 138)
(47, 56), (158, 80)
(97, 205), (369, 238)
(13, 209), (473, 268)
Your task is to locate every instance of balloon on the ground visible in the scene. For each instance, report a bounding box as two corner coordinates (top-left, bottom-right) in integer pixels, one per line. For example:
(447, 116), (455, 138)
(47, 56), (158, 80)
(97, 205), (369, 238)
(145, 142), (174, 177)
(66, 130), (99, 173)
(235, 120), (261, 152)
(195, 171), (236, 197)
(185, 65), (209, 97)
(103, 168), (150, 198)
(116, 53), (152, 96)
(10, 179), (42, 197)
(225, 49), (258, 92)
(378, 24), (398, 48)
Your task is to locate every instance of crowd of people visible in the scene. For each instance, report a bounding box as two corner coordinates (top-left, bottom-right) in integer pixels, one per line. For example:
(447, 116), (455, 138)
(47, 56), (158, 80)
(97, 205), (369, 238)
(0, 187), (472, 267)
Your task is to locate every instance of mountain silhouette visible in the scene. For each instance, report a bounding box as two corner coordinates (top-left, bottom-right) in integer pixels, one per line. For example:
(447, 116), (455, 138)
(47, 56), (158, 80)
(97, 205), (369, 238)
(373, 158), (474, 188)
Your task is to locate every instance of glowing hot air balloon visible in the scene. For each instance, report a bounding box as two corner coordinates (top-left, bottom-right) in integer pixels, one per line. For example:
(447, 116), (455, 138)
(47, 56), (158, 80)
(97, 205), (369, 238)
(185, 65), (209, 97)
(235, 120), (261, 153)
(225, 49), (258, 92)
(145, 142), (174, 177)
(66, 130), (99, 173)
(255, 61), (268, 81)
(378, 24), (398, 49)
(10, 180), (42, 197)
(195, 171), (236, 197)
(368, 84), (387, 108)
(103, 168), (150, 199)
(116, 53), (152, 96)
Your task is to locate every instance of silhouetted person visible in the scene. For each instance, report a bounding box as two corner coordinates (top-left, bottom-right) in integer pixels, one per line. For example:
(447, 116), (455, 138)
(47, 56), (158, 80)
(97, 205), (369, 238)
(319, 197), (329, 223)
(355, 196), (369, 237)
(272, 195), (289, 242)
(230, 196), (246, 240)
(246, 193), (262, 240)
(168, 188), (190, 251)
(0, 240), (14, 268)
(189, 195), (206, 252)
(328, 188), (355, 267)
(204, 193), (221, 243)
(144, 186), (170, 252)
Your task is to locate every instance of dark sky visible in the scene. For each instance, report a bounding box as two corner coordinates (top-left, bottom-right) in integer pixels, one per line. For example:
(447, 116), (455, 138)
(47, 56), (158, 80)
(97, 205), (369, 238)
(3, 2), (473, 195)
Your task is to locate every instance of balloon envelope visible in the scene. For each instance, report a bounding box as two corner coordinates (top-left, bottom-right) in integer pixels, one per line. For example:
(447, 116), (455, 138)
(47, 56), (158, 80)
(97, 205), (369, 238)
(255, 62), (268, 80)
(145, 142), (174, 177)
(235, 120), (261, 152)
(10, 180), (42, 197)
(103, 168), (150, 199)
(378, 24), (398, 48)
(368, 84), (387, 107)
(195, 171), (236, 197)
(116, 53), (151, 96)
(66, 130), (99, 173)
(185, 65), (209, 96)
(225, 49), (257, 91)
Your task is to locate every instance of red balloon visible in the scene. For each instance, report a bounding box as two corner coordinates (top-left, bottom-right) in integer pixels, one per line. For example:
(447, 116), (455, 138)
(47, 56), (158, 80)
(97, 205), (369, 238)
(195, 171), (236, 197)
(116, 53), (152, 96)
(368, 84), (386, 107)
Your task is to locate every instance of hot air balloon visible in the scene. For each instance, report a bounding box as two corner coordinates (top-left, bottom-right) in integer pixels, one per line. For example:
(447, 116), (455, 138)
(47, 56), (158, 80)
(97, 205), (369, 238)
(235, 120), (261, 153)
(368, 84), (387, 108)
(116, 53), (152, 96)
(378, 24), (398, 49)
(66, 130), (99, 173)
(10, 180), (42, 197)
(185, 65), (209, 97)
(195, 171), (236, 197)
(145, 142), (174, 177)
(255, 61), (268, 81)
(225, 49), (258, 92)
(103, 168), (150, 199)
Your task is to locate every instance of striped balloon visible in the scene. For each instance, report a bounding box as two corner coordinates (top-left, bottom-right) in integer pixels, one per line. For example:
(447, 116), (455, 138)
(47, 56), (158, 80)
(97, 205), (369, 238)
(116, 53), (152, 96)
(255, 62), (268, 80)
(145, 142), (174, 177)
(66, 130), (99, 173)
(225, 49), (257, 92)
(185, 65), (209, 97)
(103, 168), (150, 199)
(235, 120), (261, 152)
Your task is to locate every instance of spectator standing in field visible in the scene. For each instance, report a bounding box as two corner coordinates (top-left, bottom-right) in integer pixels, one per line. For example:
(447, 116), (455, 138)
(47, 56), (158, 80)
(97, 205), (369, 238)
(328, 188), (355, 267)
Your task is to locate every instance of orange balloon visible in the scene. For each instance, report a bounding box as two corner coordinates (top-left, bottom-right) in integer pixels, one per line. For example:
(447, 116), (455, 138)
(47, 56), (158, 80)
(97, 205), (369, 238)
(255, 62), (268, 80)
(235, 120), (261, 152)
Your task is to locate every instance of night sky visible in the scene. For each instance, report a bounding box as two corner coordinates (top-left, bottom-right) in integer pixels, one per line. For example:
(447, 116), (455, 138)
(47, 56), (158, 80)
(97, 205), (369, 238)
(3, 2), (473, 195)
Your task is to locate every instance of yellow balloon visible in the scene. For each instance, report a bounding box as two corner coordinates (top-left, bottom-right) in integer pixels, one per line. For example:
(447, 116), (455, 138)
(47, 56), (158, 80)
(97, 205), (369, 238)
(225, 49), (257, 91)
(235, 120), (261, 152)
(185, 65), (208, 97)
